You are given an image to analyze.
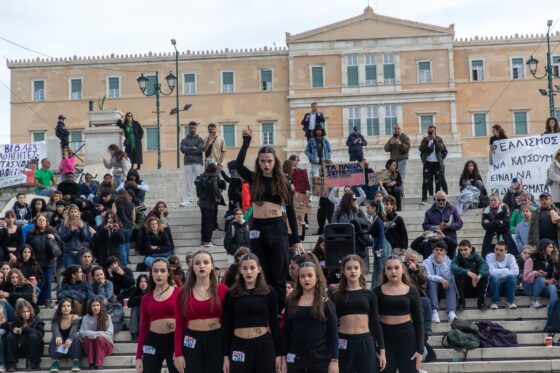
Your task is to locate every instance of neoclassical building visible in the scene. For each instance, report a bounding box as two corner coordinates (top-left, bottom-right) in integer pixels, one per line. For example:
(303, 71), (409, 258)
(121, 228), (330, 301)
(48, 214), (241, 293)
(7, 7), (560, 168)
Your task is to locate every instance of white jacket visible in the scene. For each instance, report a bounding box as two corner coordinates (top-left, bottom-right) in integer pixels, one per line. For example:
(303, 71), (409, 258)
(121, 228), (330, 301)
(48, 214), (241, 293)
(548, 158), (560, 203)
(485, 253), (519, 279)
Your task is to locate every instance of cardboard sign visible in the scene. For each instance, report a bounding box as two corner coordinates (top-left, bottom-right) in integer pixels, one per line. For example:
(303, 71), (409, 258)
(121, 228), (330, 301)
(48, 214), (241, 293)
(322, 162), (365, 188)
(293, 192), (311, 214)
(368, 170), (390, 186)
(292, 169), (310, 193)
(0, 143), (46, 188)
(311, 176), (332, 197)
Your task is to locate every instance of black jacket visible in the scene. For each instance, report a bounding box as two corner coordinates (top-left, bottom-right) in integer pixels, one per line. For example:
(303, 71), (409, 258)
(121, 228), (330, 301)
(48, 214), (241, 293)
(107, 267), (135, 300)
(127, 288), (146, 308)
(5, 283), (38, 313)
(481, 204), (517, 257)
(13, 261), (45, 290)
(6, 318), (44, 339)
(137, 230), (171, 256)
(57, 181), (81, 200)
(55, 122), (69, 146)
(26, 229), (63, 267)
(223, 221), (250, 256)
(301, 111), (325, 132)
(197, 172), (220, 210)
(91, 228), (125, 267)
(384, 211), (408, 250)
(117, 120), (144, 164)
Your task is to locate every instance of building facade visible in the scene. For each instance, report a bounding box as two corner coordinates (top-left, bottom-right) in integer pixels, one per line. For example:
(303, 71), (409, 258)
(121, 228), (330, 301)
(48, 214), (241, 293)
(7, 7), (560, 169)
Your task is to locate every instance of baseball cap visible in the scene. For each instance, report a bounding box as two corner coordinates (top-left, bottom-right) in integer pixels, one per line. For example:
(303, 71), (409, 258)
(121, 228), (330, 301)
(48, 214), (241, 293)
(58, 114), (66, 120)
(540, 192), (552, 199)
(353, 126), (360, 131)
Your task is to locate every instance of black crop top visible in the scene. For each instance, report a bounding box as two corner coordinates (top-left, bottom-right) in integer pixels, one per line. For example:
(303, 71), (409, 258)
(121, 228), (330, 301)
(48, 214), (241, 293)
(283, 300), (339, 360)
(330, 289), (384, 349)
(374, 285), (424, 354)
(222, 287), (282, 356)
(236, 136), (300, 243)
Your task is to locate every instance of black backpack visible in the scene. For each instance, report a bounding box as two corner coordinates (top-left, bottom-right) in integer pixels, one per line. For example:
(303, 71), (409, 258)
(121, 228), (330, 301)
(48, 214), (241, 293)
(195, 174), (211, 198)
(545, 300), (560, 335)
(476, 320), (518, 347)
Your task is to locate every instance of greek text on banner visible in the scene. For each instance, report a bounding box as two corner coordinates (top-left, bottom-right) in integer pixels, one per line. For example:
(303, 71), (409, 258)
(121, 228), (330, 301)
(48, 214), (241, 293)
(0, 143), (46, 189)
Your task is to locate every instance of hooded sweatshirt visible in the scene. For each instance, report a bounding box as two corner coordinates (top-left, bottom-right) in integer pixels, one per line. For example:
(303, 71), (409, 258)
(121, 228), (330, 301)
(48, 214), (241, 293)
(424, 254), (454, 283)
(451, 247), (489, 277)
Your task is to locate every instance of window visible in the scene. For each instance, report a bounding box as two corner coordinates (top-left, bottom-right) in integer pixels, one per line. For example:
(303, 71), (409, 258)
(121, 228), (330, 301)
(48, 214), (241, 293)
(514, 112), (528, 135)
(473, 113), (487, 137)
(366, 106), (380, 136)
(145, 74), (158, 96)
(420, 115), (434, 134)
(107, 77), (120, 98)
(348, 107), (361, 134)
(418, 61), (431, 83)
(260, 69), (272, 91)
(222, 124), (236, 147)
(184, 73), (196, 95)
(222, 72), (234, 93)
(32, 80), (45, 102)
(511, 57), (525, 80)
(471, 59), (484, 81)
(346, 55), (359, 87)
(365, 54), (377, 86)
(261, 122), (274, 145)
(70, 78), (82, 100)
(146, 128), (159, 151)
(385, 105), (398, 135)
(69, 130), (84, 153)
(311, 66), (324, 88)
(31, 131), (45, 143)
(383, 54), (396, 84)
(553, 56), (560, 77)
(556, 109), (560, 119)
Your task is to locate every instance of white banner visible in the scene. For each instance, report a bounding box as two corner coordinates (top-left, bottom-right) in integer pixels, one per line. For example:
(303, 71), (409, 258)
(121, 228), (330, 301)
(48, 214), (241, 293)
(0, 143), (47, 189)
(487, 134), (559, 198)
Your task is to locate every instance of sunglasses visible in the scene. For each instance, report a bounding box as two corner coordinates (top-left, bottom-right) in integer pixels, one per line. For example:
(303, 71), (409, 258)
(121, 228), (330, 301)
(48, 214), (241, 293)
(436, 199), (446, 202)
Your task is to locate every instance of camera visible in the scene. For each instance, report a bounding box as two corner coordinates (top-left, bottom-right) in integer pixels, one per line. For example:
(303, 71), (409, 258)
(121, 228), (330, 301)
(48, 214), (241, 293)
(392, 133), (399, 138)
(428, 130), (434, 136)
(403, 261), (410, 267)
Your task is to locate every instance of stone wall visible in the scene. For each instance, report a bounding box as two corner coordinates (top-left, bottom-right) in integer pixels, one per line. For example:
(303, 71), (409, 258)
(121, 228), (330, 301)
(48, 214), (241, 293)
(0, 184), (36, 210)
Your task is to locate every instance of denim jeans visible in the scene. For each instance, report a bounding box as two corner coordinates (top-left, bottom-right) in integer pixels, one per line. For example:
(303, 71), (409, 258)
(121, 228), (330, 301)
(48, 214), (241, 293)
(489, 275), (517, 304)
(143, 251), (172, 268)
(420, 296), (432, 334)
(63, 252), (82, 267)
(0, 300), (14, 322)
(427, 280), (457, 312)
(37, 188), (56, 197)
(39, 266), (54, 304)
(524, 276), (559, 303)
(119, 228), (133, 265)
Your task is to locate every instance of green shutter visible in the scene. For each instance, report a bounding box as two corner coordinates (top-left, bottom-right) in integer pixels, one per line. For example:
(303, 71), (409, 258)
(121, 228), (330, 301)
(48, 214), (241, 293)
(556, 110), (560, 119)
(147, 128), (158, 151)
(33, 132), (45, 142)
(71, 79), (81, 99)
(223, 72), (233, 85)
(184, 74), (195, 83)
(472, 60), (483, 68)
(512, 58), (523, 66)
(473, 114), (487, 137)
(108, 77), (120, 97)
(347, 66), (358, 86)
(367, 118), (379, 136)
(223, 125), (235, 147)
(34, 81), (44, 90)
(383, 64), (395, 83)
(312, 66), (324, 88)
(365, 65), (377, 83)
(420, 115), (434, 134)
(146, 75), (157, 96)
(385, 117), (397, 135)
(262, 123), (274, 145)
(261, 70), (272, 83)
(419, 62), (430, 71)
(514, 112), (528, 135)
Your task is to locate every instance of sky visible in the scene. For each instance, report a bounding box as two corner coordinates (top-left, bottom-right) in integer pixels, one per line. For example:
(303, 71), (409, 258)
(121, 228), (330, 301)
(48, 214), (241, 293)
(1, 0), (559, 143)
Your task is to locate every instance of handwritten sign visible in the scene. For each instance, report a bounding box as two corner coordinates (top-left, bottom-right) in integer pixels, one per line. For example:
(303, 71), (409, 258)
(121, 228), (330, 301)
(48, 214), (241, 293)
(487, 134), (557, 198)
(311, 177), (332, 197)
(292, 169), (310, 193)
(322, 162), (365, 188)
(0, 143), (46, 189)
(368, 170), (390, 186)
(293, 192), (311, 215)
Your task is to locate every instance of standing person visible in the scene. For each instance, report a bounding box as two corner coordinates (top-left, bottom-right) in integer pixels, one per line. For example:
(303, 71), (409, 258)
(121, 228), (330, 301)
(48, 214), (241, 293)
(374, 256), (424, 373)
(383, 195), (408, 253)
(222, 253), (282, 373)
(58, 204), (92, 266)
(547, 149), (560, 206)
(284, 261), (339, 373)
(34, 158), (57, 197)
(419, 125), (445, 205)
(481, 194), (517, 257)
(330, 255), (386, 373)
(544, 117), (560, 134)
(103, 144), (131, 187)
(196, 163), (220, 248)
(488, 124), (508, 165)
(305, 126), (331, 179)
(384, 124), (410, 192)
(48, 298), (82, 372)
(117, 112), (144, 170)
(382, 160), (403, 211)
(236, 127), (302, 308)
(60, 147), (76, 175)
(173, 251), (228, 373)
(486, 241), (519, 309)
(55, 114), (70, 151)
(451, 240), (489, 310)
(523, 238), (559, 308)
(367, 201), (390, 288)
(180, 121), (204, 207)
(135, 258), (179, 373)
(5, 300), (44, 371)
(115, 190), (136, 266)
(128, 274), (148, 343)
(301, 102), (326, 140)
(204, 123), (227, 167)
(528, 192), (560, 247)
(346, 126), (367, 162)
(223, 208), (250, 264)
(79, 297), (114, 370)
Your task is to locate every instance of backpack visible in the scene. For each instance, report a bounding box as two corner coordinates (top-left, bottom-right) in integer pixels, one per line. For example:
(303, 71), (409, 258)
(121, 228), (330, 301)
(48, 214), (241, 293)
(545, 300), (560, 334)
(442, 318), (481, 361)
(195, 174), (211, 198)
(476, 320), (518, 347)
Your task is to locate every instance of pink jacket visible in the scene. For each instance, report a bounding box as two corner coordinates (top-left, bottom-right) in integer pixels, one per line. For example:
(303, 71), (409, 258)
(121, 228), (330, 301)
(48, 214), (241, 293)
(59, 156), (75, 175)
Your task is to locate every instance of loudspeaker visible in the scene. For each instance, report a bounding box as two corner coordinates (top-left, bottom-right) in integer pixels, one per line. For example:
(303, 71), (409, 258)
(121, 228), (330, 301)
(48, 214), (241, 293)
(324, 223), (355, 269)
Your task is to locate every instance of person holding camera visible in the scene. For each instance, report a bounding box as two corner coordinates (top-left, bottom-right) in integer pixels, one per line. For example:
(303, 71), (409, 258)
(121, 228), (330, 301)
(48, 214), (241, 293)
(419, 125), (446, 204)
(116, 169), (149, 204)
(346, 126), (367, 162)
(422, 191), (463, 258)
(384, 124), (410, 192)
(503, 177), (536, 212)
(403, 249), (433, 335)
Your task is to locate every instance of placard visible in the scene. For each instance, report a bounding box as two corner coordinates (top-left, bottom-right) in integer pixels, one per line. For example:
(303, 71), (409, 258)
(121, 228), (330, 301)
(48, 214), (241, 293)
(293, 192), (311, 215)
(292, 169), (310, 193)
(0, 143), (46, 188)
(311, 177), (332, 197)
(322, 162), (365, 188)
(368, 170), (390, 186)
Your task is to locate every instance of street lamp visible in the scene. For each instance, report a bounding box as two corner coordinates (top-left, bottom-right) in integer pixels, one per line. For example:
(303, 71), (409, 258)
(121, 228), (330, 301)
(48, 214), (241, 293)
(136, 71), (176, 169)
(527, 19), (559, 118)
(171, 38), (181, 168)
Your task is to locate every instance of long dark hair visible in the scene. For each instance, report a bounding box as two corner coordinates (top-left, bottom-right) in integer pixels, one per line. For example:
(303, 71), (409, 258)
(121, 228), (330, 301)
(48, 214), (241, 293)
(180, 250), (220, 317)
(460, 160), (481, 181)
(30, 198), (47, 218)
(337, 192), (357, 214)
(230, 253), (270, 297)
(86, 297), (109, 331)
(286, 261), (327, 321)
(148, 258), (173, 292)
(311, 236), (325, 259)
(62, 265), (82, 284)
(135, 274), (149, 291)
(251, 146), (291, 205)
(15, 300), (35, 326)
(492, 124), (507, 139)
(52, 298), (75, 323)
(107, 144), (127, 161)
(332, 255), (367, 304)
(545, 117), (560, 134)
(148, 201), (169, 218)
(380, 255), (410, 286)
(534, 238), (554, 259)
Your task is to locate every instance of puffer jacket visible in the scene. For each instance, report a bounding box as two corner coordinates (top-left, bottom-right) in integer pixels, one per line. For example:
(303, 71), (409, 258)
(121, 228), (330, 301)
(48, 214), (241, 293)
(223, 220), (250, 256)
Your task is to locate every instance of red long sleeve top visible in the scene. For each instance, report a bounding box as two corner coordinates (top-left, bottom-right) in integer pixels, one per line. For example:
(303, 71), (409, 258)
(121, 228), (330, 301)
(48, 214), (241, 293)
(174, 284), (228, 357)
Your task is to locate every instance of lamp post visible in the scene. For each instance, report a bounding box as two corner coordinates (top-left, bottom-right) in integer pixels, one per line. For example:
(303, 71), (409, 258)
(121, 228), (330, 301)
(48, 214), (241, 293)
(136, 71), (176, 169)
(171, 39), (181, 168)
(527, 20), (559, 118)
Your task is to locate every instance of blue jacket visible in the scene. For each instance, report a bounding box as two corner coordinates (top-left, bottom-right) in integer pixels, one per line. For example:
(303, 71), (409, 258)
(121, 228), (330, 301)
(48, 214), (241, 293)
(346, 133), (367, 154)
(58, 223), (91, 253)
(58, 280), (88, 302)
(305, 138), (331, 165)
(55, 122), (69, 145)
(88, 280), (114, 302)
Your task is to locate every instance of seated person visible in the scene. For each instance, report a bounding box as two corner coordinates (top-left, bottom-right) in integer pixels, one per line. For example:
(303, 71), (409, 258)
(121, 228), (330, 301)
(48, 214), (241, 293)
(404, 249), (433, 334)
(411, 229), (455, 260)
(80, 173), (98, 201)
(481, 193), (517, 257)
(523, 238), (558, 308)
(104, 257), (135, 303)
(136, 217), (172, 268)
(451, 240), (489, 310)
(94, 191), (117, 228)
(328, 185), (366, 207)
(49, 201), (67, 228)
(486, 241), (519, 309)
(503, 177), (537, 212)
(510, 192), (536, 232)
(57, 172), (81, 202)
(422, 191), (463, 257)
(12, 194), (31, 227)
(94, 174), (116, 204)
(528, 192), (560, 247)
(116, 169), (149, 203)
(424, 241), (457, 323)
(58, 265), (88, 315)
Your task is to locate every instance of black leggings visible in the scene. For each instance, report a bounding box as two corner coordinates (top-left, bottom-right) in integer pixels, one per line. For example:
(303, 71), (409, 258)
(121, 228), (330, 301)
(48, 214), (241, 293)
(250, 217), (289, 310)
(142, 331), (178, 373)
(421, 162), (441, 201)
(382, 322), (418, 373)
(229, 333), (276, 373)
(286, 339), (330, 373)
(182, 328), (223, 373)
(6, 332), (42, 365)
(338, 332), (377, 373)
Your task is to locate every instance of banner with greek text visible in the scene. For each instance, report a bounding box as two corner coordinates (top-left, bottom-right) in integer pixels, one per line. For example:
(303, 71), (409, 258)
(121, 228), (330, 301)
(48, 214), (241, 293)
(487, 134), (558, 198)
(322, 162), (365, 188)
(0, 143), (46, 188)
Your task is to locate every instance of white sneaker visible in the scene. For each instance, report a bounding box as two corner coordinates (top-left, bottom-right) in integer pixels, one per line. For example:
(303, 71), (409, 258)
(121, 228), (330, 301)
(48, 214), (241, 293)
(490, 303), (499, 310)
(507, 303), (517, 309)
(431, 309), (440, 323)
(531, 300), (543, 309)
(448, 311), (457, 322)
(179, 201), (192, 207)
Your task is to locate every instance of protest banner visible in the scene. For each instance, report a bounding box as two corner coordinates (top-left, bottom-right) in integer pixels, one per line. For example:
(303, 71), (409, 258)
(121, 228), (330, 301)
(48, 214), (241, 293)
(0, 143), (46, 189)
(487, 134), (558, 198)
(312, 177), (332, 197)
(292, 168), (310, 193)
(293, 192), (311, 215)
(322, 162), (365, 188)
(368, 169), (390, 186)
